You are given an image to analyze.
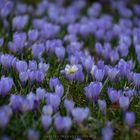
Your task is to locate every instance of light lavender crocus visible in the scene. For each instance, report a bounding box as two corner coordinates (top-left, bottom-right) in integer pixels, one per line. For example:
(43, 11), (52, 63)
(119, 96), (130, 111)
(64, 99), (75, 115)
(72, 107), (89, 124)
(108, 88), (121, 104)
(41, 115), (52, 131)
(54, 115), (72, 134)
(125, 112), (135, 130)
(84, 82), (102, 103)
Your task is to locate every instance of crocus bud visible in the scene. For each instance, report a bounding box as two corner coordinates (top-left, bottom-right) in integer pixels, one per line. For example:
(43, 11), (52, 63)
(119, 96), (130, 111)
(125, 112), (135, 130)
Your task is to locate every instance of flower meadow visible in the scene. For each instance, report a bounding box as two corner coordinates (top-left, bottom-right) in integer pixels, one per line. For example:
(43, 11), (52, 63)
(1, 0), (140, 139)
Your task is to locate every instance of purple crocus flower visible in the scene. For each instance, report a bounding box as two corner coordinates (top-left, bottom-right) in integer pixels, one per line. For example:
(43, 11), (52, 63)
(118, 44), (129, 57)
(0, 105), (13, 129)
(0, 112), (10, 129)
(64, 99), (75, 115)
(0, 77), (14, 97)
(10, 95), (22, 111)
(1, 1), (13, 18)
(64, 34), (77, 43)
(75, 68), (84, 83)
(0, 54), (15, 69)
(13, 32), (27, 51)
(49, 77), (60, 90)
(32, 43), (45, 58)
(27, 129), (39, 140)
(102, 122), (113, 140)
(84, 82), (102, 103)
(72, 107), (89, 124)
(55, 84), (64, 98)
(55, 46), (65, 60)
(12, 15), (29, 30)
(0, 38), (4, 48)
(42, 105), (53, 116)
(125, 112), (135, 130)
(35, 70), (45, 83)
(98, 99), (107, 115)
(29, 60), (37, 71)
(41, 115), (52, 131)
(108, 88), (121, 104)
(95, 42), (103, 56)
(106, 66), (119, 81)
(93, 67), (105, 81)
(133, 73), (140, 88)
(19, 72), (28, 84)
(38, 62), (49, 73)
(54, 115), (72, 134)
(28, 29), (39, 42)
(36, 87), (46, 101)
(16, 60), (28, 73)
(119, 96), (130, 111)
(82, 56), (94, 73)
(46, 94), (61, 112)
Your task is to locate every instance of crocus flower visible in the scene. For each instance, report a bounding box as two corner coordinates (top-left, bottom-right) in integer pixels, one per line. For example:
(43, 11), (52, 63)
(42, 105), (53, 116)
(102, 122), (113, 140)
(28, 29), (39, 42)
(32, 43), (45, 58)
(12, 15), (29, 30)
(55, 84), (64, 98)
(108, 88), (121, 104)
(72, 107), (89, 124)
(16, 60), (28, 73)
(41, 115), (52, 131)
(54, 115), (72, 134)
(84, 82), (102, 103)
(27, 129), (39, 140)
(0, 105), (13, 129)
(125, 112), (135, 130)
(46, 94), (61, 112)
(64, 99), (75, 115)
(0, 54), (16, 69)
(133, 73), (140, 88)
(29, 60), (37, 71)
(55, 46), (65, 60)
(82, 56), (93, 73)
(36, 87), (46, 101)
(0, 77), (14, 97)
(49, 77), (60, 90)
(0, 38), (4, 48)
(35, 70), (45, 83)
(64, 64), (78, 81)
(19, 72), (28, 84)
(98, 99), (107, 115)
(119, 96), (130, 111)
(106, 66), (119, 81)
(93, 67), (105, 81)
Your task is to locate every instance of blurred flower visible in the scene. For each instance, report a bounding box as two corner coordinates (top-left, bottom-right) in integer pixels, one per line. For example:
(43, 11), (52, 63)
(72, 107), (89, 124)
(119, 96), (130, 111)
(125, 112), (135, 130)
(108, 88), (121, 104)
(64, 99), (75, 115)
(0, 76), (13, 97)
(54, 115), (72, 134)
(98, 99), (107, 115)
(42, 105), (53, 116)
(84, 82), (102, 103)
(41, 115), (52, 131)
(102, 122), (113, 140)
(27, 129), (39, 140)
(49, 77), (60, 90)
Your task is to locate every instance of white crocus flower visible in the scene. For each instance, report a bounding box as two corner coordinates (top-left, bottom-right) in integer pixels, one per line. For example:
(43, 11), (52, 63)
(65, 64), (78, 74)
